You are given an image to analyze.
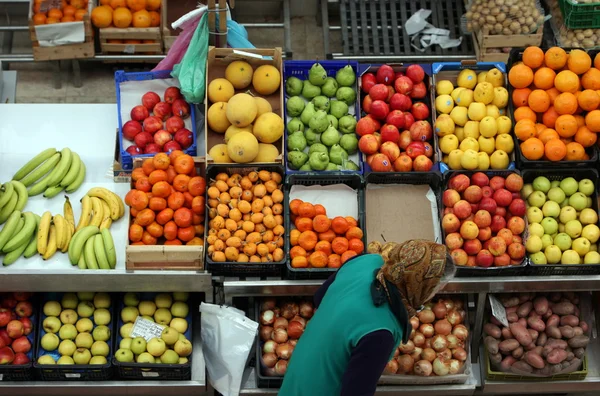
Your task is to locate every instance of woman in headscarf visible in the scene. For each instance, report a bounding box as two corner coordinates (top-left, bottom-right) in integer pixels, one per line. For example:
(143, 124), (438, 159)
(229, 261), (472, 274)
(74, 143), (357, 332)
(279, 239), (456, 396)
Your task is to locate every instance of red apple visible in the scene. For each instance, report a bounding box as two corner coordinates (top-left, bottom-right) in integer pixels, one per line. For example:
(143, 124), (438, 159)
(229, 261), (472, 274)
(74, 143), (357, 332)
(476, 249), (494, 267)
(494, 253), (511, 266)
(12, 292), (32, 302)
(470, 203), (479, 213)
(380, 141), (401, 162)
(478, 227), (492, 241)
(166, 116), (185, 134)
(466, 256), (477, 267)
(406, 64), (425, 83)
(19, 317), (32, 336)
(453, 200), (472, 220)
(398, 130), (412, 150)
(15, 302), (32, 318)
(410, 82), (427, 99)
(164, 86), (182, 103)
(413, 155), (433, 172)
(479, 197), (497, 214)
(142, 91), (161, 111)
(369, 84), (389, 101)
(403, 112), (415, 130)
(409, 120), (432, 142)
(144, 143), (161, 154)
(508, 243), (526, 260)
(481, 186), (493, 198)
(473, 210), (492, 228)
(172, 99), (190, 119)
(11, 336), (31, 354)
(508, 199), (526, 217)
(464, 239), (482, 256)
(394, 76), (414, 95)
(134, 131), (154, 148)
(445, 233), (464, 250)
(6, 320), (24, 338)
(174, 128), (194, 149)
(380, 124), (400, 143)
(386, 86), (395, 102)
(464, 185), (483, 204)
(122, 120), (143, 140)
(444, 208), (454, 215)
(126, 145), (143, 156)
(493, 189), (513, 207)
(386, 110), (406, 130)
(356, 117), (377, 136)
(143, 116), (163, 134)
(0, 330), (11, 346)
(163, 140), (182, 153)
(512, 235), (523, 244)
(153, 130), (172, 148)
(0, 309), (11, 327)
(422, 143), (433, 159)
(394, 72), (404, 80)
(448, 174), (470, 192)
(451, 249), (468, 266)
(130, 105), (149, 122)
(370, 153), (393, 172)
(362, 95), (373, 113)
(511, 192), (521, 200)
(490, 215), (506, 233)
(488, 236), (507, 256)
(390, 93), (413, 111)
(361, 73), (377, 93)
(366, 154), (375, 167)
(0, 346), (15, 364)
(489, 176), (505, 191)
(497, 228), (514, 246)
(12, 352), (29, 365)
(442, 213), (461, 233)
(406, 141), (425, 159)
(505, 174), (524, 193)
(471, 172), (489, 187)
(358, 134), (380, 155)
(495, 207), (507, 218)
(370, 100), (390, 120)
(507, 217), (525, 235)
(376, 65), (395, 85)
(393, 154), (413, 171)
(411, 102), (430, 120)
(442, 189), (461, 208)
(153, 102), (172, 121)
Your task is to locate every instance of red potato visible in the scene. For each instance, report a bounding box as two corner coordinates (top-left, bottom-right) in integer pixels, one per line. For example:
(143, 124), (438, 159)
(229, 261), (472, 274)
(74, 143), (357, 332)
(501, 296), (520, 308)
(484, 323), (502, 339)
(509, 323), (532, 346)
(500, 356), (517, 371)
(560, 315), (579, 327)
(547, 349), (568, 364)
(485, 336), (499, 354)
(512, 346), (524, 359)
(499, 339), (520, 353)
(517, 302), (533, 318)
(546, 314), (560, 328)
(568, 335), (590, 349)
(524, 351), (545, 369)
(507, 312), (518, 323)
(527, 316), (546, 332)
(559, 325), (575, 339)
(518, 293), (533, 303)
(506, 306), (518, 314)
(517, 318), (527, 328)
(545, 326), (562, 339)
(573, 348), (585, 359)
(527, 329), (539, 343)
(573, 327), (584, 337)
(511, 361), (533, 373)
(580, 321), (589, 333)
(552, 302), (575, 316)
(490, 352), (503, 365)
(502, 327), (514, 339)
(525, 342), (537, 351)
(537, 332), (548, 347)
(542, 309), (553, 320)
(533, 296), (549, 315)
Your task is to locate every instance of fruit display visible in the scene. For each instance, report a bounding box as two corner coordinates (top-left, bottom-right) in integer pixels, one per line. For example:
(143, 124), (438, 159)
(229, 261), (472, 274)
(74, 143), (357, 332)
(115, 292), (192, 366)
(358, 64), (434, 172)
(258, 298), (315, 377)
(206, 169), (284, 264)
(441, 172), (527, 268)
(434, 67), (514, 170)
(91, 1), (161, 29)
(484, 292), (589, 376)
(522, 175), (600, 265)
(284, 62), (360, 171)
(382, 297), (469, 377)
(32, 0), (89, 25)
(37, 292), (113, 366)
(509, 47), (599, 162)
(206, 60), (283, 164)
(465, 0), (544, 35)
(288, 199), (364, 269)
(126, 152), (205, 247)
(0, 292), (35, 366)
(122, 86), (194, 156)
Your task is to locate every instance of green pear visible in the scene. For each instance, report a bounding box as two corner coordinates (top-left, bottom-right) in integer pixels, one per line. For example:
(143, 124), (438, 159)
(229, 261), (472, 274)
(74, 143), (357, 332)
(335, 87), (356, 105)
(309, 143), (328, 156)
(302, 80), (321, 99)
(305, 129), (321, 145)
(338, 115), (357, 134)
(329, 101), (349, 119)
(309, 110), (329, 133)
(286, 96), (305, 117)
(300, 102), (316, 125)
(287, 151), (308, 170)
(340, 134), (358, 154)
(343, 160), (359, 171)
(336, 65), (356, 87)
(321, 77), (339, 97)
(326, 163), (340, 170)
(327, 115), (338, 129)
(286, 76), (303, 96)
(299, 163), (312, 171)
(309, 151), (329, 170)
(312, 96), (330, 112)
(329, 144), (348, 165)
(321, 125), (341, 147)
(287, 118), (304, 134)
(287, 131), (307, 152)
(308, 62), (328, 86)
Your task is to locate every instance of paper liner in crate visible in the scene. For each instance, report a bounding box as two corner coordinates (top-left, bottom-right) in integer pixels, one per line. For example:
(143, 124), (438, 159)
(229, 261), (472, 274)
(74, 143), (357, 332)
(289, 184), (359, 219)
(28, 0), (92, 46)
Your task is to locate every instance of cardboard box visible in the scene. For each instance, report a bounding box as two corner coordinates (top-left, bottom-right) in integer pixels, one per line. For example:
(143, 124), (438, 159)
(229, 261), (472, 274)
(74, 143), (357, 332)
(113, 129), (132, 183)
(205, 47), (284, 164)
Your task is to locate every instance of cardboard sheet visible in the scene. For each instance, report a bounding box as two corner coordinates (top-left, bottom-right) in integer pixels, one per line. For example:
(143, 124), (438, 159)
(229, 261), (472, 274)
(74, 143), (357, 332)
(289, 184), (358, 219)
(35, 22), (85, 47)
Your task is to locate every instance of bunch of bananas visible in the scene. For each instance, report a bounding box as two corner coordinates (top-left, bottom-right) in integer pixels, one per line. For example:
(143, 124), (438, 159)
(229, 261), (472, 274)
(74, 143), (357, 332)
(68, 226), (116, 270)
(0, 211), (41, 266)
(36, 196), (77, 260)
(76, 187), (125, 231)
(0, 180), (28, 225)
(12, 147), (86, 198)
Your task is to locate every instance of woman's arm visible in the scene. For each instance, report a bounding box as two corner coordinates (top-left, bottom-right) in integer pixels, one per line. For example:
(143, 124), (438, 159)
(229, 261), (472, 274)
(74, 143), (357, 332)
(313, 271), (338, 308)
(340, 330), (396, 396)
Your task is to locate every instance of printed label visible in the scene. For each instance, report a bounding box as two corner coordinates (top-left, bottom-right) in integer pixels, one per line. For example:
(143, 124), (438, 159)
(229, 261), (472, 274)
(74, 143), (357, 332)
(130, 316), (165, 342)
(489, 295), (509, 328)
(123, 45), (136, 54)
(65, 373), (81, 378)
(142, 371), (160, 377)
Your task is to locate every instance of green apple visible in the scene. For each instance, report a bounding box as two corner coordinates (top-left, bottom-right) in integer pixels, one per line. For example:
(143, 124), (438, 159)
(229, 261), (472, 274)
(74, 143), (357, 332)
(533, 176), (551, 193)
(170, 302), (189, 318)
(559, 206), (577, 224)
(43, 316), (61, 334)
(178, 357), (189, 364)
(160, 349), (180, 364)
(572, 237), (591, 256)
(579, 208), (598, 225)
(582, 224), (600, 243)
(131, 337), (147, 355)
(38, 355), (56, 365)
(591, 243), (598, 252)
(528, 207), (544, 224)
(120, 337), (133, 350)
(174, 339), (193, 357)
(569, 192), (587, 211)
(565, 220), (583, 239)
(137, 352), (155, 364)
(91, 340), (109, 357)
(76, 318), (94, 333)
(154, 308), (172, 326)
(92, 325), (111, 342)
(121, 306), (139, 323)
(559, 224), (565, 233)
(75, 332), (94, 349)
(57, 356), (74, 365)
(561, 249), (581, 264)
(123, 292), (140, 307)
(142, 315), (155, 322)
(120, 323), (133, 339)
(547, 187), (566, 203)
(43, 301), (62, 317)
(544, 245), (562, 264)
(90, 356), (107, 365)
(60, 309), (78, 325)
(161, 327), (180, 346)
(528, 223), (545, 238)
(173, 292), (189, 302)
(578, 179), (595, 196)
(584, 251), (600, 264)
(93, 308), (111, 326)
(170, 318), (188, 334)
(115, 348), (134, 363)
(61, 293), (79, 310)
(541, 217), (559, 235)
(541, 234), (554, 249)
(560, 177), (579, 196)
(551, 180), (561, 188)
(561, 198), (570, 208)
(58, 339), (76, 356)
(138, 301), (157, 317)
(155, 357), (161, 364)
(526, 235), (543, 253)
(41, 333), (60, 351)
(77, 301), (95, 318)
(147, 338), (167, 357)
(528, 191), (547, 208)
(59, 324), (77, 340)
(587, 197), (593, 208)
(93, 293), (111, 309)
(155, 293), (173, 309)
(554, 233), (572, 251)
(77, 292), (95, 301)
(542, 201), (560, 218)
(178, 333), (186, 341)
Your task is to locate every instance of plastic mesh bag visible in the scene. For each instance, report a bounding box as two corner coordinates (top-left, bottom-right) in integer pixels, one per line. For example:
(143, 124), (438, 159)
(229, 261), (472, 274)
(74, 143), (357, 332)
(463, 0), (545, 35)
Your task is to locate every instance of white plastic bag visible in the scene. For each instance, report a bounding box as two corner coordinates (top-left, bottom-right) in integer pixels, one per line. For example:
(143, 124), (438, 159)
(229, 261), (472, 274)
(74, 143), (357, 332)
(200, 302), (258, 396)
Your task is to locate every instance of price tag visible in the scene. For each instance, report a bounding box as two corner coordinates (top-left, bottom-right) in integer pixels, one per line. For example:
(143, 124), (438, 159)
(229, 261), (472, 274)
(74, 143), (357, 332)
(142, 371), (159, 377)
(123, 45), (136, 55)
(65, 373), (81, 378)
(130, 316), (165, 342)
(489, 295), (509, 328)
(0, 373), (4, 381)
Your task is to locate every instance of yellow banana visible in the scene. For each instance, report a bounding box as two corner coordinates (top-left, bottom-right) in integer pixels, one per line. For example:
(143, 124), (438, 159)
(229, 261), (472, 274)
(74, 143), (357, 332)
(63, 196), (75, 234)
(76, 195), (92, 232)
(89, 197), (104, 228)
(42, 225), (57, 260)
(109, 190), (126, 219)
(86, 188), (121, 220)
(99, 199), (112, 229)
(53, 214), (67, 251)
(37, 211), (52, 255)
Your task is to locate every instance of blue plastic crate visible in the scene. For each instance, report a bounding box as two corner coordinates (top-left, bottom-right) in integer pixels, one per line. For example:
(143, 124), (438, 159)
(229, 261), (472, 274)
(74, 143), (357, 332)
(283, 60), (363, 174)
(115, 70), (198, 170)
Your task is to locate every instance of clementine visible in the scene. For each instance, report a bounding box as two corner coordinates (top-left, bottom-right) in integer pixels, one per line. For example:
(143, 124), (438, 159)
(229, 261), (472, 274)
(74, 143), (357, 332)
(544, 139), (567, 161)
(509, 64), (534, 89)
(544, 47), (568, 70)
(567, 49), (592, 75)
(533, 67), (556, 90)
(528, 89), (550, 113)
(523, 46), (545, 69)
(555, 114), (578, 137)
(520, 138), (545, 160)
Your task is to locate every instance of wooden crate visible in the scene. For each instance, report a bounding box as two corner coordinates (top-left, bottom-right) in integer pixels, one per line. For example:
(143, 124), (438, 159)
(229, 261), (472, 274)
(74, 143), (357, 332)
(29, 15), (94, 61)
(162, 3), (176, 52)
(205, 47), (284, 165)
(474, 26), (544, 63)
(125, 156), (205, 271)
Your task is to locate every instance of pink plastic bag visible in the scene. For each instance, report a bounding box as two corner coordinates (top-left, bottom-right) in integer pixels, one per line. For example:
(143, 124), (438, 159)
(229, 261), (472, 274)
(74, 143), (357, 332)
(153, 9), (205, 72)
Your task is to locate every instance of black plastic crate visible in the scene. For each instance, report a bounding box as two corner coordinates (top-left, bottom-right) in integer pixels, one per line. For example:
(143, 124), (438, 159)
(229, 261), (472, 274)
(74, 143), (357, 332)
(507, 48), (600, 169)
(205, 164), (287, 277)
(441, 170), (528, 277)
(284, 173), (366, 280)
(521, 168), (600, 276)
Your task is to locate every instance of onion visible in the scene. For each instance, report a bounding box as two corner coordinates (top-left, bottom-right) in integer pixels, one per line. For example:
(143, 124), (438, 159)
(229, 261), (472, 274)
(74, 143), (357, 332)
(299, 301), (314, 319)
(448, 359), (462, 375)
(424, 338), (432, 349)
(410, 317), (420, 330)
(410, 347), (423, 361)
(393, 348), (400, 358)
(281, 306), (294, 320)
(418, 309), (435, 324)
(399, 340), (415, 354)
(433, 301), (447, 319)
(452, 347), (467, 361)
(383, 359), (399, 374)
(287, 321), (304, 339)
(454, 299), (464, 310)
(431, 335), (448, 352)
(276, 343), (294, 360)
(397, 355), (414, 374)
(424, 302), (434, 310)
(262, 352), (278, 368)
(260, 326), (273, 341)
(434, 319), (452, 336)
(452, 324), (469, 341)
(447, 310), (463, 326)
(289, 303), (299, 316)
(444, 300), (455, 310)
(264, 367), (276, 376)
(291, 315), (306, 328)
(260, 310), (275, 326)
(274, 317), (288, 329)
(446, 334), (460, 349)
(413, 332), (426, 347)
(274, 359), (288, 375)
(410, 329), (416, 339)
(437, 348), (452, 360)
(419, 323), (434, 338)
(289, 339), (297, 347)
(421, 348), (436, 362)
(414, 360), (433, 376)
(263, 340), (277, 354)
(261, 299), (276, 311)
(273, 307), (281, 317)
(272, 328), (288, 343)
(433, 357), (450, 376)
(459, 310), (466, 322)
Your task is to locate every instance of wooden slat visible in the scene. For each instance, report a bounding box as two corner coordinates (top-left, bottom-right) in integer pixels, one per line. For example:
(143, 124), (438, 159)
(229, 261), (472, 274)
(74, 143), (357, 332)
(100, 27), (162, 40)
(32, 41), (94, 61)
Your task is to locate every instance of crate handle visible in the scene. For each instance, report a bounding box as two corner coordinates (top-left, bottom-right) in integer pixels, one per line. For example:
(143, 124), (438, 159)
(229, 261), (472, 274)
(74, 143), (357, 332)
(387, 63), (404, 67)
(461, 60), (478, 66)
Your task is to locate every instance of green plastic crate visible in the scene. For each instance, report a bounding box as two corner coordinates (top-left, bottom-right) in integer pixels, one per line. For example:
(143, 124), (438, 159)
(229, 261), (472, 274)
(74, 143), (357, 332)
(485, 350), (588, 381)
(559, 0), (600, 29)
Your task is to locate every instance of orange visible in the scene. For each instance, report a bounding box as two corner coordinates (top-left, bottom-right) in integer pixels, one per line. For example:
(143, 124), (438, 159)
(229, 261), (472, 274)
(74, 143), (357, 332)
(565, 142), (586, 160)
(520, 138), (545, 160)
(535, 123), (546, 135)
(514, 106), (537, 123)
(61, 15), (75, 22)
(509, 64), (534, 89)
(553, 92), (578, 115)
(545, 47), (568, 70)
(63, 5), (76, 16)
(514, 119), (537, 141)
(538, 128), (560, 144)
(132, 9), (151, 27)
(542, 106), (559, 128)
(47, 8), (63, 19)
(554, 70), (580, 93)
(146, 0), (161, 10)
(574, 114), (586, 127)
(149, 10), (160, 26)
(110, 0), (126, 7)
(581, 68), (600, 90)
(32, 13), (46, 25)
(331, 237), (349, 255)
(546, 87), (560, 104)
(555, 114), (578, 137)
(533, 67), (556, 90)
(567, 49), (592, 75)
(91, 5), (112, 28)
(574, 126), (598, 147)
(585, 109), (600, 132)
(544, 139), (567, 161)
(71, 0), (86, 9)
(528, 89), (550, 113)
(74, 9), (87, 21)
(127, 0), (146, 11)
(291, 256), (308, 268)
(341, 250), (358, 264)
(113, 7), (132, 28)
(328, 254), (342, 268)
(577, 89), (600, 111)
(595, 53), (600, 70)
(523, 46), (545, 69)
(512, 88), (531, 108)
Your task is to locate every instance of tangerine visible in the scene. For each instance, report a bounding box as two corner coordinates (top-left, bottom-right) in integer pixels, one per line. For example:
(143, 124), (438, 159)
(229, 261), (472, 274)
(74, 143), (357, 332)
(298, 202), (316, 218)
(291, 256), (308, 268)
(567, 49), (592, 75)
(528, 89), (550, 113)
(298, 230), (318, 251)
(289, 199), (303, 215)
(533, 67), (556, 90)
(520, 138), (545, 160)
(555, 114), (578, 137)
(318, 229), (336, 243)
(523, 46), (545, 68)
(314, 240), (332, 255)
(346, 227), (364, 240)
(309, 251), (328, 268)
(332, 237), (349, 254)
(544, 139), (567, 161)
(509, 64), (534, 89)
(312, 215), (331, 233)
(32, 13), (46, 25)
(331, 216), (350, 235)
(149, 10), (160, 27)
(341, 250), (358, 263)
(545, 47), (568, 70)
(348, 238), (365, 254)
(328, 254), (342, 268)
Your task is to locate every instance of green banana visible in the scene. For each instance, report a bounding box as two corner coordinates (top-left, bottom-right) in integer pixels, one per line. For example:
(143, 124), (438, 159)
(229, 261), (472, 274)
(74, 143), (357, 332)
(0, 182), (14, 209)
(83, 237), (99, 269)
(13, 148), (58, 181)
(0, 193), (18, 224)
(10, 180), (28, 211)
(3, 237), (29, 266)
(101, 228), (116, 269)
(77, 253), (87, 269)
(3, 212), (36, 253)
(68, 225), (99, 265)
(66, 161), (86, 194)
(23, 214), (41, 258)
(27, 167), (56, 197)
(46, 148), (72, 188)
(19, 153), (61, 187)
(43, 185), (64, 199)
(93, 234), (111, 270)
(0, 211), (22, 251)
(60, 152), (82, 187)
